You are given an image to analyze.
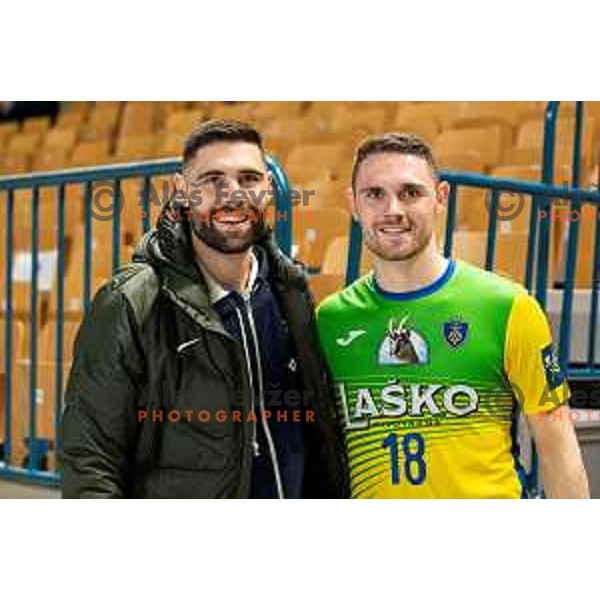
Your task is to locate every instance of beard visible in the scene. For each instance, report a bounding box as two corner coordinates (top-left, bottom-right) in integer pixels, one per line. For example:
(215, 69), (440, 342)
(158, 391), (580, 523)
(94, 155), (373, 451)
(189, 204), (269, 254)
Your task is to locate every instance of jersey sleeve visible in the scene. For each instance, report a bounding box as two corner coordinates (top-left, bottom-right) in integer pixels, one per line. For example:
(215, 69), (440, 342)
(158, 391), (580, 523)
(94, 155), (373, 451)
(504, 291), (570, 415)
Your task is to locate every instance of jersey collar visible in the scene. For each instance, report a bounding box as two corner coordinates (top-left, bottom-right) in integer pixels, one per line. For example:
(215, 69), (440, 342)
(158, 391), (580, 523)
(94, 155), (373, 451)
(370, 259), (456, 301)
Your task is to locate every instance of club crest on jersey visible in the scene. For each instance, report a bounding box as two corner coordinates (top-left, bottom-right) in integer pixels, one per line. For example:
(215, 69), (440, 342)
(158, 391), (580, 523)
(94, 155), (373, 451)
(378, 316), (429, 365)
(443, 319), (469, 349)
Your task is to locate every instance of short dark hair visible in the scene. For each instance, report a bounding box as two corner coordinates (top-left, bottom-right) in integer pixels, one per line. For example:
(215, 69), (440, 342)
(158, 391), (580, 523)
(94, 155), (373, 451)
(352, 132), (438, 189)
(182, 119), (264, 167)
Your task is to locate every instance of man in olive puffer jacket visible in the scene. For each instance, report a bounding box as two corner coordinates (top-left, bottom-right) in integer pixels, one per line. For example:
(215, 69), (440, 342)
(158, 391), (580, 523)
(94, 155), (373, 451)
(61, 119), (349, 498)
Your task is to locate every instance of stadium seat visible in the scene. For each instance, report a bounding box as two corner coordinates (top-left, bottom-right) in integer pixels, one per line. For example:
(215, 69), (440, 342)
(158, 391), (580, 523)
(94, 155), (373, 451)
(435, 125), (510, 169)
(437, 153), (486, 173)
(22, 116), (52, 134)
(448, 101), (544, 129)
(165, 110), (207, 135)
(43, 128), (78, 153)
(0, 317), (27, 464)
(46, 240), (134, 321)
(6, 131), (44, 157)
(113, 134), (158, 162)
(293, 207), (351, 271)
(69, 140), (111, 167)
(321, 236), (374, 277)
(13, 319), (81, 468)
(308, 273), (345, 304)
(299, 179), (349, 211)
(514, 116), (597, 168)
(0, 153), (30, 175)
(0, 121), (20, 143)
(452, 231), (531, 285)
(285, 143), (352, 183)
(555, 200), (600, 289)
(79, 103), (123, 142)
(389, 116), (441, 144)
(119, 101), (158, 137)
(394, 102), (459, 129)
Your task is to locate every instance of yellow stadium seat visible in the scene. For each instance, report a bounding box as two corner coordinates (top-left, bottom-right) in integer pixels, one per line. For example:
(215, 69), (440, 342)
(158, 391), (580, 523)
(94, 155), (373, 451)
(308, 273), (345, 304)
(299, 179), (349, 211)
(119, 101), (158, 137)
(285, 142), (353, 183)
(321, 236), (373, 277)
(43, 128), (78, 153)
(389, 117), (441, 144)
(437, 152), (486, 173)
(22, 116), (52, 134)
(7, 132), (44, 156)
(452, 231), (531, 285)
(435, 125), (510, 168)
(394, 102), (459, 128)
(293, 208), (351, 271)
(515, 116), (597, 166)
(0, 317), (27, 464)
(0, 154), (30, 175)
(68, 140), (111, 167)
(165, 110), (207, 134)
(114, 134), (158, 162)
(448, 101), (544, 129)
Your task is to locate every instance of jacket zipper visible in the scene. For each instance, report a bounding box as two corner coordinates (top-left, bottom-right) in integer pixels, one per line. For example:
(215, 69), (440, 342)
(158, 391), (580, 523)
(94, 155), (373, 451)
(236, 296), (285, 499)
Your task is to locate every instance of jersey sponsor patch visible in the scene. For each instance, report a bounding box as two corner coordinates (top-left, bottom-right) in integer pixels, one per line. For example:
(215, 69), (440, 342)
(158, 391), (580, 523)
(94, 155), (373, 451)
(378, 316), (429, 365)
(542, 344), (566, 389)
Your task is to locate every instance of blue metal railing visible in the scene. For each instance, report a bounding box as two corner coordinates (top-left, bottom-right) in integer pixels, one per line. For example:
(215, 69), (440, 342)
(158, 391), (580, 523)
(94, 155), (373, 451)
(0, 155), (292, 486)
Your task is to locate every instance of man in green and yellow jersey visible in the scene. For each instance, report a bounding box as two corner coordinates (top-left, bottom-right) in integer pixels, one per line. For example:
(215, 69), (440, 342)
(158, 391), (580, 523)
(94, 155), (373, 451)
(316, 132), (589, 499)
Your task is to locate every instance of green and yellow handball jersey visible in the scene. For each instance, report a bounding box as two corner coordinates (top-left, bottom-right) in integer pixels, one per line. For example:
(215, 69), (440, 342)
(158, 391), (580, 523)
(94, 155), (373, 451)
(317, 259), (569, 499)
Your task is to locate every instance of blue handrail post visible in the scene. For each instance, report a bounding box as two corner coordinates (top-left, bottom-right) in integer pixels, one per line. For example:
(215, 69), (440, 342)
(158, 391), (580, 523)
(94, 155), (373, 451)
(587, 167), (600, 369)
(346, 218), (363, 286)
(535, 101), (560, 310)
(3, 190), (15, 465)
(559, 102), (585, 372)
(54, 183), (66, 465)
(112, 179), (122, 274)
(443, 183), (458, 258)
(265, 156), (292, 257)
(28, 186), (40, 471)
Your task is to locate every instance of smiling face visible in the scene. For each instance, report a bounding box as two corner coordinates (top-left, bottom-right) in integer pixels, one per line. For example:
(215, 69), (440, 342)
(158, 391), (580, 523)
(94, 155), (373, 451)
(352, 151), (447, 262)
(176, 141), (271, 254)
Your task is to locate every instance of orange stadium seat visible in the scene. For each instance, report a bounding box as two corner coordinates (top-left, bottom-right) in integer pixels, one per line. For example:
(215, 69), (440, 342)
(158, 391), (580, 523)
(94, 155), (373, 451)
(448, 101), (544, 129)
(435, 125), (510, 169)
(285, 142), (353, 183)
(113, 134), (158, 162)
(0, 317), (27, 464)
(394, 102), (459, 129)
(69, 140), (112, 167)
(119, 101), (158, 137)
(510, 116), (597, 170)
(293, 207), (351, 271)
(6, 131), (44, 157)
(22, 116), (52, 134)
(165, 110), (207, 135)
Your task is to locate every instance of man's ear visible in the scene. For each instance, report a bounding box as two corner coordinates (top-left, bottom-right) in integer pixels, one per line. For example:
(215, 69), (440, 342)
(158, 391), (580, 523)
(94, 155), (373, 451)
(173, 172), (188, 206)
(174, 172), (185, 190)
(435, 180), (450, 214)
